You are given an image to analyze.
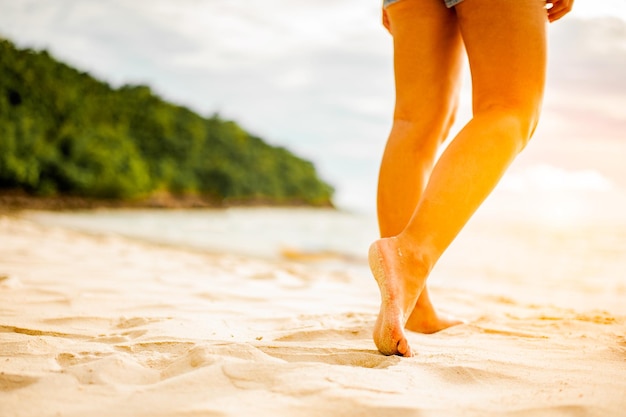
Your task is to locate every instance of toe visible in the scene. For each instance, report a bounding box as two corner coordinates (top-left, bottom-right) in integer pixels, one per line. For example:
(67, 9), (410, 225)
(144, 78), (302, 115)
(397, 337), (412, 357)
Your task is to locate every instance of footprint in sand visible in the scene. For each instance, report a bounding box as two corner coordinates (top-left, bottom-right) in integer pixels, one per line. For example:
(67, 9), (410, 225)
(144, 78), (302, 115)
(435, 365), (523, 385)
(159, 342), (279, 380)
(274, 312), (375, 342)
(0, 325), (90, 340)
(115, 316), (164, 329)
(85, 316), (165, 343)
(615, 335), (626, 356)
(257, 345), (399, 369)
(274, 327), (371, 343)
(59, 354), (161, 386)
(0, 274), (22, 289)
(56, 351), (113, 367)
(90, 330), (147, 344)
(115, 340), (195, 355)
(0, 373), (39, 391)
(255, 312), (391, 368)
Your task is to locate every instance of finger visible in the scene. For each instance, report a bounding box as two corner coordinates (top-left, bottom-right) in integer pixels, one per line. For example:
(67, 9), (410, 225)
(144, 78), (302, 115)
(547, 0), (573, 21)
(548, 6), (569, 22)
(549, 2), (570, 15)
(548, 9), (569, 22)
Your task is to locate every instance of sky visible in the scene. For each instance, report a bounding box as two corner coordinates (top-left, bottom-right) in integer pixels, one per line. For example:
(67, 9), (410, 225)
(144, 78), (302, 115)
(570, 0), (626, 19)
(1, 0), (625, 212)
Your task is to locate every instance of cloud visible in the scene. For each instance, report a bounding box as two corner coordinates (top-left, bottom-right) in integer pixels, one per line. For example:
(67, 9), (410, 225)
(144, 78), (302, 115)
(500, 164), (614, 193)
(548, 17), (626, 92)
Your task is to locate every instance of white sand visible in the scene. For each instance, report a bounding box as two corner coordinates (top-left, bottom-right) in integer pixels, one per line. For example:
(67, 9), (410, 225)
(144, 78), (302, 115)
(1, 214), (625, 417)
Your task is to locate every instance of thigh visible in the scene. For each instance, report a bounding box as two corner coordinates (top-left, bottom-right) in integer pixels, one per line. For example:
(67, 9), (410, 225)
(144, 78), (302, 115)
(386, 0), (464, 123)
(455, 0), (547, 115)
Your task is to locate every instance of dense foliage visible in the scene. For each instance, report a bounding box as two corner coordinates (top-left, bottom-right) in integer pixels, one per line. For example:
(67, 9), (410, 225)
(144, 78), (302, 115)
(0, 38), (334, 206)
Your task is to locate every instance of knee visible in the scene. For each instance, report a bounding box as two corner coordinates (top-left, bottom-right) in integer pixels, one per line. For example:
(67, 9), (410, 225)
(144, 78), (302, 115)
(473, 101), (541, 152)
(392, 101), (459, 155)
(389, 116), (447, 161)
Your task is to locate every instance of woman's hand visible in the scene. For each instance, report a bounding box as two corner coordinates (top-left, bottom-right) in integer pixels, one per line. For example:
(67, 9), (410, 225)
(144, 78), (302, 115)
(546, 0), (574, 23)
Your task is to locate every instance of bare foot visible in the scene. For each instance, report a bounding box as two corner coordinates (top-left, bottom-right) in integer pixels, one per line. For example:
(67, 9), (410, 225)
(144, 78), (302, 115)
(369, 237), (427, 357)
(404, 287), (464, 334)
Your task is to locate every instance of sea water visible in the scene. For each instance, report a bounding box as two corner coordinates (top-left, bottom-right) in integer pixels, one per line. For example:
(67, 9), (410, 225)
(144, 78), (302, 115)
(23, 184), (626, 314)
(24, 207), (379, 262)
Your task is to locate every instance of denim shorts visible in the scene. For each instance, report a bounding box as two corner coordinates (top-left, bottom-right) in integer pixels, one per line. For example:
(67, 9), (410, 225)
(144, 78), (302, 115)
(383, 0), (464, 8)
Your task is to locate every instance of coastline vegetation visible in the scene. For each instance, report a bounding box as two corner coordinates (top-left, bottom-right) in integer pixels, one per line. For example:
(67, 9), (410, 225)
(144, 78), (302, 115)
(0, 38), (334, 208)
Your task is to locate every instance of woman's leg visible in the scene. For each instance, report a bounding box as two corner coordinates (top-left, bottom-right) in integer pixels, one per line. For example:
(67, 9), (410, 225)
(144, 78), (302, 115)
(372, 0), (547, 356)
(378, 0), (465, 334)
(375, 0), (464, 356)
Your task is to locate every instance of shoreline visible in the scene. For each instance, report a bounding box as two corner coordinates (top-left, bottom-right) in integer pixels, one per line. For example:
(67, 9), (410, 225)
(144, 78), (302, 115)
(11, 206), (370, 266)
(0, 190), (335, 212)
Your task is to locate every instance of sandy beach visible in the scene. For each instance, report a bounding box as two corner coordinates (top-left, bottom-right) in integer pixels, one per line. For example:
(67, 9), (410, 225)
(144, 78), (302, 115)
(1, 211), (625, 417)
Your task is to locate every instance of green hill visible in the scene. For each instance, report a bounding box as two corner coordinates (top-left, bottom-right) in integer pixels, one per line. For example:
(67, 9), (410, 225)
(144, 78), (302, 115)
(0, 38), (334, 207)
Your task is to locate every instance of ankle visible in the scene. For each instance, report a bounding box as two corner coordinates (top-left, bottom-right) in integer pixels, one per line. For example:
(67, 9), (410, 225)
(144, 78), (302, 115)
(393, 233), (435, 277)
